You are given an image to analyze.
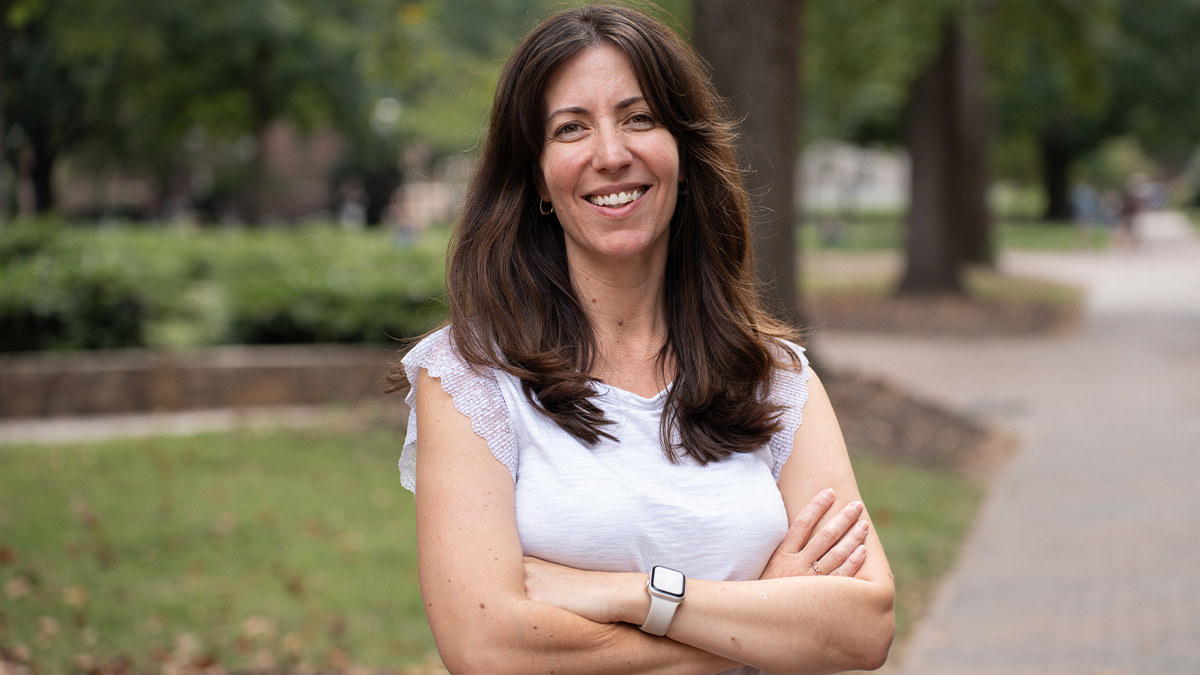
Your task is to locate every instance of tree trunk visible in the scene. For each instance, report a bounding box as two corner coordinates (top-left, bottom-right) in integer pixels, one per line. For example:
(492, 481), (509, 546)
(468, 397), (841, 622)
(898, 10), (992, 293)
(248, 121), (270, 224)
(246, 41), (274, 225)
(30, 154), (55, 212)
(899, 18), (963, 294)
(952, 11), (993, 265)
(693, 0), (804, 328)
(1039, 128), (1072, 222)
(0, 0), (8, 225)
(29, 142), (56, 214)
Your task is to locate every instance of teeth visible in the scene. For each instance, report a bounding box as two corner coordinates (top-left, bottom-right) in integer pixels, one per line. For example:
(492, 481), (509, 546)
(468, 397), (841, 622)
(588, 188), (644, 207)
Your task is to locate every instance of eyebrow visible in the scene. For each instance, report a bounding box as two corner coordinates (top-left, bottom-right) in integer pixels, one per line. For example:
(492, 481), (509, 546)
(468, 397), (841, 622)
(545, 95), (646, 123)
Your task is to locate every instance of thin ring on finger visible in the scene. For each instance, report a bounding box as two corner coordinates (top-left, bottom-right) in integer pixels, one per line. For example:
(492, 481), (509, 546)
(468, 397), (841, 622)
(811, 561), (824, 576)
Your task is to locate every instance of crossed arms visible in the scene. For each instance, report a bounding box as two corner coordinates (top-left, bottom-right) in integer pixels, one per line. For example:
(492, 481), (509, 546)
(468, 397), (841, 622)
(413, 367), (894, 675)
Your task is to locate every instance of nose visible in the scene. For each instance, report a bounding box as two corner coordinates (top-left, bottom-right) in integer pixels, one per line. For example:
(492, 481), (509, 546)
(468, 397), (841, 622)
(591, 126), (632, 172)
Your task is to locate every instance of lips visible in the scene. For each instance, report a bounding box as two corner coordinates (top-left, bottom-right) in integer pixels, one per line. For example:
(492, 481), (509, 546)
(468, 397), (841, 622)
(586, 185), (648, 208)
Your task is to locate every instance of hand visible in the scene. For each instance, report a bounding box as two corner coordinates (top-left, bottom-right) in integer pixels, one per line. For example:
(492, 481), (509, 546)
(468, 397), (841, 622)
(760, 488), (870, 580)
(523, 556), (643, 625)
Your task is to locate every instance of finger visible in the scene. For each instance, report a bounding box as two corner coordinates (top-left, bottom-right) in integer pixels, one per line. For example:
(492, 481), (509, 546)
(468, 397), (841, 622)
(827, 545), (867, 578)
(778, 488), (836, 554)
(816, 518), (870, 574)
(803, 500), (863, 561)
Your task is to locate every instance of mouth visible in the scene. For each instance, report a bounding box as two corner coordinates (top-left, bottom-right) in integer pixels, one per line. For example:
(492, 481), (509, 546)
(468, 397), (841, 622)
(585, 186), (647, 208)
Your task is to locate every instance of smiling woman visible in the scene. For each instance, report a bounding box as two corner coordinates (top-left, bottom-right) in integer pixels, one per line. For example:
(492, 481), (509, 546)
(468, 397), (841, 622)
(385, 4), (894, 675)
(537, 45), (681, 273)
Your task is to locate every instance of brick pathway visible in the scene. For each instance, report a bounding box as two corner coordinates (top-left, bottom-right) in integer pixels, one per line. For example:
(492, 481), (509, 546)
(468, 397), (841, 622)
(821, 211), (1200, 674)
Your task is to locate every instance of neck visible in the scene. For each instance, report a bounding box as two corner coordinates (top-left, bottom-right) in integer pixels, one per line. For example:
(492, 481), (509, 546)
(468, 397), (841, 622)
(569, 255), (671, 394)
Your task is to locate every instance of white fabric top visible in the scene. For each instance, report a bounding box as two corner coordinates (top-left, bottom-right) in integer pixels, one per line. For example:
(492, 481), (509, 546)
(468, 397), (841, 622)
(400, 326), (811, 675)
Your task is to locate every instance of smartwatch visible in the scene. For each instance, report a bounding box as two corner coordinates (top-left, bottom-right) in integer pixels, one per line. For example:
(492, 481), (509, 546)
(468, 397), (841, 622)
(639, 565), (686, 636)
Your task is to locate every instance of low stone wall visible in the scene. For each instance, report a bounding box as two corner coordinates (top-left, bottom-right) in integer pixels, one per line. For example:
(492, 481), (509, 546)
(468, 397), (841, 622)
(0, 344), (399, 418)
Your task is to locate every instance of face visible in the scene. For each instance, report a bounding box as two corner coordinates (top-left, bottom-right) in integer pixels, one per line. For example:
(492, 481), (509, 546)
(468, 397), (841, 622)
(538, 44), (681, 269)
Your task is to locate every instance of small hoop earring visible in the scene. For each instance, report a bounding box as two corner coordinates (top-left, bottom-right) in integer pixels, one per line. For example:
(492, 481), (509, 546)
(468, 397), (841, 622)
(539, 199), (554, 215)
(678, 179), (688, 195)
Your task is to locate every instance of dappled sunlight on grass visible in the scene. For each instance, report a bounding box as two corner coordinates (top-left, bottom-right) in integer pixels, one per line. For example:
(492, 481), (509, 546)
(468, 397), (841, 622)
(801, 215), (1112, 253)
(0, 428), (437, 673)
(851, 454), (984, 640)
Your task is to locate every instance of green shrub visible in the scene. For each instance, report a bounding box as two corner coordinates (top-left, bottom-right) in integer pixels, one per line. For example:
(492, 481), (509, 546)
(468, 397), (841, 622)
(0, 218), (62, 262)
(0, 221), (447, 352)
(213, 227), (445, 345)
(0, 225), (181, 350)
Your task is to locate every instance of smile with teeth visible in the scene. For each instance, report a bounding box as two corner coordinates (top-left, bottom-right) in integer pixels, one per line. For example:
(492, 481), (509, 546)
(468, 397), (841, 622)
(586, 187), (646, 208)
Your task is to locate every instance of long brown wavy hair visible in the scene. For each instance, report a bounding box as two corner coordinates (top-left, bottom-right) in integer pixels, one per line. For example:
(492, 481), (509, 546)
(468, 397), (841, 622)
(387, 2), (800, 464)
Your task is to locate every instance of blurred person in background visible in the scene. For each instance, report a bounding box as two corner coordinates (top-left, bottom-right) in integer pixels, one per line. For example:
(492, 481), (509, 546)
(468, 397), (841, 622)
(388, 4), (894, 674)
(1071, 179), (1101, 247)
(1115, 176), (1145, 250)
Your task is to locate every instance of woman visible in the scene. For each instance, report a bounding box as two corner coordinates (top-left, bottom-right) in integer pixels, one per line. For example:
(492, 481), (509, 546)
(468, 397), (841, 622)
(390, 4), (894, 674)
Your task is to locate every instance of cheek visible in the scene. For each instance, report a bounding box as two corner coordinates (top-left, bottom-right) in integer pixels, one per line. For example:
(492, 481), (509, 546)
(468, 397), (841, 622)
(538, 151), (574, 199)
(652, 138), (682, 183)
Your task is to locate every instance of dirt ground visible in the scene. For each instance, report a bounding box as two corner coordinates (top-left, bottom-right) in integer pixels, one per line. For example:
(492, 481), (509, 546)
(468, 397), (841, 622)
(809, 291), (1078, 339)
(809, 287), (1078, 477)
(824, 365), (1017, 480)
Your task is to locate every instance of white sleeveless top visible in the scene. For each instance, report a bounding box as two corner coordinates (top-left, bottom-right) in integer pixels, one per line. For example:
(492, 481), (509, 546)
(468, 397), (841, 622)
(400, 327), (810, 674)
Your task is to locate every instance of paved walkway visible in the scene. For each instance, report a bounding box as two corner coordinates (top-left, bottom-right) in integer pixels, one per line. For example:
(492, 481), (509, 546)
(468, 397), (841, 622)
(0, 405), (373, 445)
(818, 211), (1200, 674)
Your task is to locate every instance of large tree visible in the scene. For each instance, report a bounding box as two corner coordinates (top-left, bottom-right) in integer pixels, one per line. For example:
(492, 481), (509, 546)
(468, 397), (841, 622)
(4, 0), (371, 220)
(0, 0), (10, 222)
(3, 0), (93, 214)
(987, 0), (1200, 218)
(693, 0), (803, 327)
(803, 0), (990, 294)
(987, 0), (1120, 221)
(1104, 0), (1200, 169)
(898, 8), (992, 294)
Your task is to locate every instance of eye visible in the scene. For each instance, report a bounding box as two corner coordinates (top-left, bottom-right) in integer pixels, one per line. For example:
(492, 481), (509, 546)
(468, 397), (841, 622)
(552, 121), (585, 140)
(627, 113), (656, 129)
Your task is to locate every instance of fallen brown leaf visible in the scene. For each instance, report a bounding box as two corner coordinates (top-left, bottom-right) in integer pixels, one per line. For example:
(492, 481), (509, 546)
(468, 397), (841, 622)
(63, 585), (89, 607)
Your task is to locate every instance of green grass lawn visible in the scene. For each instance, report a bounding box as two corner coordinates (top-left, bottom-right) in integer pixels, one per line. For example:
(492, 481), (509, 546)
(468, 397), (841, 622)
(0, 428), (437, 673)
(801, 215), (1109, 251)
(1, 427), (981, 672)
(1187, 209), (1200, 234)
(850, 454), (983, 639)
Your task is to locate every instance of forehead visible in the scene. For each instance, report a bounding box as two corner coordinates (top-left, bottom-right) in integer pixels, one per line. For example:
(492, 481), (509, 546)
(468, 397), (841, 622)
(542, 44), (644, 115)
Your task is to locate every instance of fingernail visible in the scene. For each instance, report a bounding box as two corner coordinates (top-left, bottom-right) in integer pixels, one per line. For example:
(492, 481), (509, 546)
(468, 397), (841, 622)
(858, 521), (869, 533)
(821, 488), (834, 499)
(852, 501), (863, 513)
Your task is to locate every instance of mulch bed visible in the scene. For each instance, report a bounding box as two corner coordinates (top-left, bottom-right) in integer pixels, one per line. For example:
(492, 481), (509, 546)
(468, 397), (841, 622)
(824, 367), (1016, 480)
(807, 292), (1079, 338)
(807, 290), (1079, 476)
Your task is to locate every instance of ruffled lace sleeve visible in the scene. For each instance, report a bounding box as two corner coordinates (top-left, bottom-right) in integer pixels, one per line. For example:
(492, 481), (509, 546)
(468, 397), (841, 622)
(766, 339), (812, 481)
(398, 327), (518, 492)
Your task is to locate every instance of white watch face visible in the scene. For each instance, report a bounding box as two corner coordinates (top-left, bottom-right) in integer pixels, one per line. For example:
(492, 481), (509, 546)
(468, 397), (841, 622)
(651, 566), (685, 598)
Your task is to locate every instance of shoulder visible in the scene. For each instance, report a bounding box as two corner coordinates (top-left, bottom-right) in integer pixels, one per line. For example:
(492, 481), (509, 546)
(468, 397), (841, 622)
(769, 338), (811, 393)
(402, 325), (460, 372)
(764, 337), (812, 480)
(399, 325), (519, 490)
(403, 325), (502, 380)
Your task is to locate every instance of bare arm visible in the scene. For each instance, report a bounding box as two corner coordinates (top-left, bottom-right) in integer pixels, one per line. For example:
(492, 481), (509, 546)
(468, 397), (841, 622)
(524, 369), (896, 675)
(682, 367), (896, 672)
(413, 368), (738, 675)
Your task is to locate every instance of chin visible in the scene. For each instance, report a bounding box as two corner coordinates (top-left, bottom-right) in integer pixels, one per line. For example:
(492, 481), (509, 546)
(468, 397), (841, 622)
(599, 241), (660, 262)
